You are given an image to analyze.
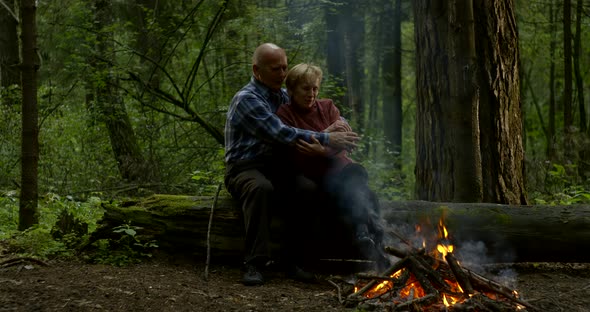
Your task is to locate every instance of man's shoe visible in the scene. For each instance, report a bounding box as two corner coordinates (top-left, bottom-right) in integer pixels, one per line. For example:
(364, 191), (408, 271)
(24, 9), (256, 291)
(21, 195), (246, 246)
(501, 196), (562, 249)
(286, 265), (316, 283)
(242, 264), (264, 286)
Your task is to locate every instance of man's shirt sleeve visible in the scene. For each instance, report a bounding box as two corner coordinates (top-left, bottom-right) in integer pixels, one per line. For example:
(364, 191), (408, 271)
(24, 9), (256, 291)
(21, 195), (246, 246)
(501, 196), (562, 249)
(232, 95), (329, 145)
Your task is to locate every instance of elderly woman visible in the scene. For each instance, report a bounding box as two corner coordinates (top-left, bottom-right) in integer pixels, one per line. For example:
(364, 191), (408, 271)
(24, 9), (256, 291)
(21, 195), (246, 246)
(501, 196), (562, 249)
(276, 63), (385, 265)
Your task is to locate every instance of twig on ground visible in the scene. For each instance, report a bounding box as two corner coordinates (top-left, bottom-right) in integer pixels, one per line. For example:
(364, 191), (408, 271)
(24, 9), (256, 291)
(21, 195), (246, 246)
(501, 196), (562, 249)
(327, 279), (344, 304)
(0, 257), (49, 268)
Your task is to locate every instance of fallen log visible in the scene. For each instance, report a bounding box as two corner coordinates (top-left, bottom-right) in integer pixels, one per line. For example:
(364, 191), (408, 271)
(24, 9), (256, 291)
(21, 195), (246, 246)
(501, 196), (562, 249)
(93, 194), (590, 263)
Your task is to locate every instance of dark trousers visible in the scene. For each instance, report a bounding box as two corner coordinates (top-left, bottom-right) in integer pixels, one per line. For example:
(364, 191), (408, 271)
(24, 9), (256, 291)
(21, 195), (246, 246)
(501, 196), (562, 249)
(323, 163), (383, 242)
(225, 158), (307, 267)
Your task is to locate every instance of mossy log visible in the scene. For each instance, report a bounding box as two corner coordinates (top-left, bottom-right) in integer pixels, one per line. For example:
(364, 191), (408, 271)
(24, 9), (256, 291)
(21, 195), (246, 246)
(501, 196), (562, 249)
(96, 194), (590, 263)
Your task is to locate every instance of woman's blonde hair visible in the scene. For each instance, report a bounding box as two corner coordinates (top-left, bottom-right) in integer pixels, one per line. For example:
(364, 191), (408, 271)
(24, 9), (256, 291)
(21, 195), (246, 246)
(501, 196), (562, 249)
(285, 63), (323, 91)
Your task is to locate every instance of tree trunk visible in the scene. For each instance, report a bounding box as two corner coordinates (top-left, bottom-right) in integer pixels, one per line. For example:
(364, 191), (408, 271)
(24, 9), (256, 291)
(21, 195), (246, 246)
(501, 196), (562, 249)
(95, 195), (590, 263)
(563, 0), (574, 162)
(342, 1), (365, 130)
(324, 3), (346, 117)
(448, 0), (482, 202)
(573, 0), (588, 179)
(574, 0), (585, 134)
(547, 0), (557, 160)
(18, 0), (39, 230)
(413, 1), (453, 201)
(93, 0), (151, 183)
(473, 0), (527, 204)
(382, 0), (403, 168)
(413, 0), (527, 204)
(0, 0), (20, 88)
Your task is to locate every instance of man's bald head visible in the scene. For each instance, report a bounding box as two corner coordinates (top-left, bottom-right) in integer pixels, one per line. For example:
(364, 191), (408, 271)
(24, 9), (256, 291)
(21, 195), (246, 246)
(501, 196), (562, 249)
(252, 43), (284, 66)
(252, 43), (288, 91)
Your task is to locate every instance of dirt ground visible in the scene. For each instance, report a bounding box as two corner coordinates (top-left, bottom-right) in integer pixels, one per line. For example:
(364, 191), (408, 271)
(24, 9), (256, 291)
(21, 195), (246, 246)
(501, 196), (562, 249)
(1, 255), (589, 312)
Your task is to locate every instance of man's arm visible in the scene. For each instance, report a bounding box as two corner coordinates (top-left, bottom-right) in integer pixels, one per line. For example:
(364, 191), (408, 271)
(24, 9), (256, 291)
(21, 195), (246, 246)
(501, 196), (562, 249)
(233, 95), (330, 145)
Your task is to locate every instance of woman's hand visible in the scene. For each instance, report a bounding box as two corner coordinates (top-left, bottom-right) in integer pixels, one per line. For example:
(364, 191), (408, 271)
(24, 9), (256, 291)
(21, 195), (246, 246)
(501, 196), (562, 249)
(324, 119), (352, 133)
(295, 136), (326, 156)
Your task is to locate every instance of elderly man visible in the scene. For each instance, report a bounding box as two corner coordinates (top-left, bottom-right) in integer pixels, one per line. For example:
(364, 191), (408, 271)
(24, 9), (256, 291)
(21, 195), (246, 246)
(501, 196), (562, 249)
(224, 43), (359, 286)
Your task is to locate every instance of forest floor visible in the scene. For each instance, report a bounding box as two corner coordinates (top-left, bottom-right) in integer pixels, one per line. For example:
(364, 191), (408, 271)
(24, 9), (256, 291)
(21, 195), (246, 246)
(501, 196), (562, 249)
(1, 253), (590, 312)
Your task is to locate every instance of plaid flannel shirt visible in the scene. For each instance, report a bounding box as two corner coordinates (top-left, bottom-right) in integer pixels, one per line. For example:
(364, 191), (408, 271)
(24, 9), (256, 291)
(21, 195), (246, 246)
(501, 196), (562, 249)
(224, 77), (329, 163)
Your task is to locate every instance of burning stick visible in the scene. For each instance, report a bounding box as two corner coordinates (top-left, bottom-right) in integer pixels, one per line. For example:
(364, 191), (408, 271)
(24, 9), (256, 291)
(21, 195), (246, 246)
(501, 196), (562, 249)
(384, 245), (450, 291)
(408, 256), (438, 295)
(356, 273), (400, 282)
(445, 253), (474, 296)
(463, 269), (541, 312)
(348, 256), (409, 300)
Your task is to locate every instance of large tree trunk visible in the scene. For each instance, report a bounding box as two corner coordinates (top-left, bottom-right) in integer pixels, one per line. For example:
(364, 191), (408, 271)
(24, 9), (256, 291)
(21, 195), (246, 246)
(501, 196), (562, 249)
(413, 1), (453, 201)
(95, 195), (590, 263)
(473, 0), (527, 204)
(413, 0), (527, 204)
(18, 0), (39, 230)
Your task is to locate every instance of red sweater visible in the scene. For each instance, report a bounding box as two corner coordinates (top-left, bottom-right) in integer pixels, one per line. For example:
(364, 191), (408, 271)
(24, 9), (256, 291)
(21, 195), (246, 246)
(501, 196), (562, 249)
(276, 99), (352, 182)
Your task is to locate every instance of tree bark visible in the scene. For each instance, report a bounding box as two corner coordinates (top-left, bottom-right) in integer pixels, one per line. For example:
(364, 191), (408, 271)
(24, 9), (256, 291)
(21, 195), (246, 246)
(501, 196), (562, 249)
(95, 195), (590, 263)
(473, 0), (527, 204)
(413, 0), (527, 204)
(448, 0), (482, 202)
(547, 0), (557, 160)
(18, 0), (39, 230)
(0, 0), (20, 88)
(413, 1), (452, 201)
(342, 1), (365, 131)
(382, 0), (403, 168)
(563, 0), (574, 162)
(93, 0), (151, 183)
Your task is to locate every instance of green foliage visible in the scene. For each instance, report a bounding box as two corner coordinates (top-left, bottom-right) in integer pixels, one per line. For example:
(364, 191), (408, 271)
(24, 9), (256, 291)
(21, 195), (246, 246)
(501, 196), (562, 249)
(87, 223), (158, 267)
(1, 193), (161, 265)
(0, 193), (104, 258)
(0, 86), (21, 188)
(190, 148), (225, 195)
(529, 163), (590, 205)
(0, 191), (19, 239)
(6, 226), (71, 259)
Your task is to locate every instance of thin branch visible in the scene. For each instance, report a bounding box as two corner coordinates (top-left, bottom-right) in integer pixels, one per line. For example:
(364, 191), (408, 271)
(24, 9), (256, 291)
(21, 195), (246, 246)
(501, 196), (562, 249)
(204, 183), (222, 281)
(0, 0), (19, 22)
(184, 0), (228, 101)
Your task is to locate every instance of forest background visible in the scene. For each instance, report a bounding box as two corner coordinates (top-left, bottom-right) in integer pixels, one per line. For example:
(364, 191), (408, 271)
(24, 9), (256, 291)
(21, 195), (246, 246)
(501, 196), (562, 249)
(0, 0), (589, 261)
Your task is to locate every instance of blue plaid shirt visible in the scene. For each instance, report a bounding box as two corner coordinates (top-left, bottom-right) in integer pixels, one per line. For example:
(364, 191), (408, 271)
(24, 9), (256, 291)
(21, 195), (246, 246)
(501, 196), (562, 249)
(225, 77), (329, 163)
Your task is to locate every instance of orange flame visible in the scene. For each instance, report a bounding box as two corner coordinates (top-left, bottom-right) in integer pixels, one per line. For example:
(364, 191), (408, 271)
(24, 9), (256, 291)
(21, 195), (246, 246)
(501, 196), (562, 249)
(355, 214), (521, 309)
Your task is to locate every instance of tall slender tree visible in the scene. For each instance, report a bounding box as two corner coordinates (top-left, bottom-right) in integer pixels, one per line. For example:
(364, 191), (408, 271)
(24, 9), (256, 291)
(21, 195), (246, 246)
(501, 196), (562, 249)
(0, 0), (20, 88)
(574, 0), (585, 133)
(563, 0), (574, 162)
(323, 0), (365, 129)
(382, 0), (403, 168)
(19, 0), (39, 230)
(548, 0), (557, 160)
(574, 0), (587, 178)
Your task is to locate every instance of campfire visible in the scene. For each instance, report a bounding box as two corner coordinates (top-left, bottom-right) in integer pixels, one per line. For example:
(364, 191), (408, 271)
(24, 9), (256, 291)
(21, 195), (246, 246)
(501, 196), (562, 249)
(338, 216), (540, 311)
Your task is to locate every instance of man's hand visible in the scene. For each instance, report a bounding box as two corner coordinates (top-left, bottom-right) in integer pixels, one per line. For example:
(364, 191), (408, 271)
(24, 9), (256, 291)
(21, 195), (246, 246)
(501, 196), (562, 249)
(328, 131), (359, 151)
(324, 119), (352, 133)
(295, 136), (325, 156)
